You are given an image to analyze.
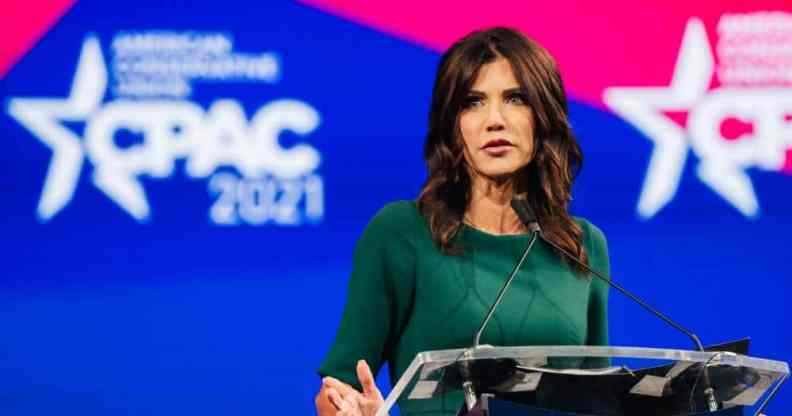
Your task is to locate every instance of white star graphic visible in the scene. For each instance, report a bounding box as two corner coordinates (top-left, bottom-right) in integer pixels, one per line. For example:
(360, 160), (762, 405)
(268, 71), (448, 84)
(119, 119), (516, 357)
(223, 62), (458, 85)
(8, 37), (107, 221)
(604, 18), (761, 218)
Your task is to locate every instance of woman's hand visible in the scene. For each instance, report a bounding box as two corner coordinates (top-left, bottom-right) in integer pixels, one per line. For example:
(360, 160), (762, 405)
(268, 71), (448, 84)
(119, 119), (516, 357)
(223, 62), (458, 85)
(316, 360), (385, 416)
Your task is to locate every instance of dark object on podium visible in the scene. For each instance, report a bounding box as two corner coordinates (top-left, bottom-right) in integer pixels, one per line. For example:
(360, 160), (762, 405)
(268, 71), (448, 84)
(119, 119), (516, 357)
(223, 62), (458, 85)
(376, 342), (788, 416)
(455, 340), (752, 416)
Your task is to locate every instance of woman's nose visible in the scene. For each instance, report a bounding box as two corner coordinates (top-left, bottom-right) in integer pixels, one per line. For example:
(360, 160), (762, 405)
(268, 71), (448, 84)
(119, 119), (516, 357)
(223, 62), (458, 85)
(485, 103), (506, 131)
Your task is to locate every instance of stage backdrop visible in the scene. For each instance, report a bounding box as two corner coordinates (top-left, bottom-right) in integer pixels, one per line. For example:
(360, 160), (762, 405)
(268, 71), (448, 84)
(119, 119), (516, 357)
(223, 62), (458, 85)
(1, 0), (790, 414)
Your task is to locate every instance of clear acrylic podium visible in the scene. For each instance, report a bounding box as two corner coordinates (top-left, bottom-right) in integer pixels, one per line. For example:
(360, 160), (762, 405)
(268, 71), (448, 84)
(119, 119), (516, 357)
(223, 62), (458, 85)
(376, 344), (788, 416)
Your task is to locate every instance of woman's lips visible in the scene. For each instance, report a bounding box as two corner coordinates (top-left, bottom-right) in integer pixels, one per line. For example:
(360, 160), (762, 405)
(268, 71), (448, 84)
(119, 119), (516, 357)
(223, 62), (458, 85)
(482, 139), (513, 155)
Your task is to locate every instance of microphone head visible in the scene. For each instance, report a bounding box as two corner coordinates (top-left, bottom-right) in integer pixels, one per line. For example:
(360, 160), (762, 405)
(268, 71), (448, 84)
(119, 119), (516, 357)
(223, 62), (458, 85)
(511, 197), (541, 232)
(510, 197), (536, 224)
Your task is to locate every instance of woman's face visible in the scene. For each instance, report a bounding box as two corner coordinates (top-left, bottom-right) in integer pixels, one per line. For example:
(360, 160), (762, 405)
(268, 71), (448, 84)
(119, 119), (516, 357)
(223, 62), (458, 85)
(459, 57), (535, 181)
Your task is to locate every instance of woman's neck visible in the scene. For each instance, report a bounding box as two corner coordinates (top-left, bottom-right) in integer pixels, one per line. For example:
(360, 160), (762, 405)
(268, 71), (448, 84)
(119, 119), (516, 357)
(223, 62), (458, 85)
(464, 174), (526, 235)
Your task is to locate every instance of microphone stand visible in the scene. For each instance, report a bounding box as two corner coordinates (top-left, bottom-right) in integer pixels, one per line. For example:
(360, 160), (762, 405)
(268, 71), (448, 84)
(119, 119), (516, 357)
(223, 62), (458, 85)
(460, 227), (539, 412)
(510, 198), (720, 412)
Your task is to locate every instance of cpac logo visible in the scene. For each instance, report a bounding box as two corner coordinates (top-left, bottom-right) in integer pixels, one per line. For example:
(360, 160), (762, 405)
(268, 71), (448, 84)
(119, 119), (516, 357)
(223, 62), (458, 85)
(8, 36), (323, 223)
(605, 17), (792, 219)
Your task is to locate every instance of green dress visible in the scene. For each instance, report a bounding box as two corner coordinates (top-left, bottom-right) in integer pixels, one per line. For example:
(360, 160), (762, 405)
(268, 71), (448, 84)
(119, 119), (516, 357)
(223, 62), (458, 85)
(319, 201), (610, 414)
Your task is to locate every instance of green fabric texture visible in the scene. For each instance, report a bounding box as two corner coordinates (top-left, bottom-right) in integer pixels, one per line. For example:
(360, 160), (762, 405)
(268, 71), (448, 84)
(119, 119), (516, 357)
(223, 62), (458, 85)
(319, 200), (610, 414)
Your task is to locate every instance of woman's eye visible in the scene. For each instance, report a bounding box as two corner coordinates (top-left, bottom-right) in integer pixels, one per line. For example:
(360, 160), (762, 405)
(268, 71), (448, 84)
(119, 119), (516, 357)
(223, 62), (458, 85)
(462, 96), (483, 109)
(506, 94), (527, 104)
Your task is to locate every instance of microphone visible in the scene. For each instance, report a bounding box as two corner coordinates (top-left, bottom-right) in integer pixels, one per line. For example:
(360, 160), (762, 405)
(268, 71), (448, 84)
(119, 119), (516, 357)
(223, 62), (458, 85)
(472, 228), (539, 348)
(460, 205), (541, 412)
(510, 198), (719, 412)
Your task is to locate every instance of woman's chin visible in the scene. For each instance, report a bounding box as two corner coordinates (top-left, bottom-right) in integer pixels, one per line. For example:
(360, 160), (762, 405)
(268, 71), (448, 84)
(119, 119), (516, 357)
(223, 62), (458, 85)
(477, 164), (524, 179)
(475, 170), (523, 185)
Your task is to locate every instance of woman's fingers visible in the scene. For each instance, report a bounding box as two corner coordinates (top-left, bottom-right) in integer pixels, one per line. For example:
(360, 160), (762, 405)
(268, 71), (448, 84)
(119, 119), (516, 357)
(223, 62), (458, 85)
(322, 376), (367, 415)
(323, 376), (356, 397)
(325, 387), (347, 411)
(349, 393), (362, 414)
(338, 392), (362, 416)
(323, 365), (384, 416)
(356, 360), (384, 401)
(355, 360), (385, 415)
(315, 385), (340, 416)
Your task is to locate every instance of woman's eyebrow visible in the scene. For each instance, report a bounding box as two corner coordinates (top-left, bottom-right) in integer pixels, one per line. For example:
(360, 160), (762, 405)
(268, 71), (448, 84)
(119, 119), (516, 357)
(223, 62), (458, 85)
(467, 87), (523, 96)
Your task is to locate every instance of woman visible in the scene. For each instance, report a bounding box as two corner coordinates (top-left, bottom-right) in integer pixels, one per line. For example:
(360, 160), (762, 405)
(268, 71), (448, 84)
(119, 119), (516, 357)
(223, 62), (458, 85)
(316, 27), (610, 416)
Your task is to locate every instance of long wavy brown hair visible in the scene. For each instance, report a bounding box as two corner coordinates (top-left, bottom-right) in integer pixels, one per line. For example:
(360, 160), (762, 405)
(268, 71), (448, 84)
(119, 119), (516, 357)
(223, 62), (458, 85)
(417, 27), (588, 272)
